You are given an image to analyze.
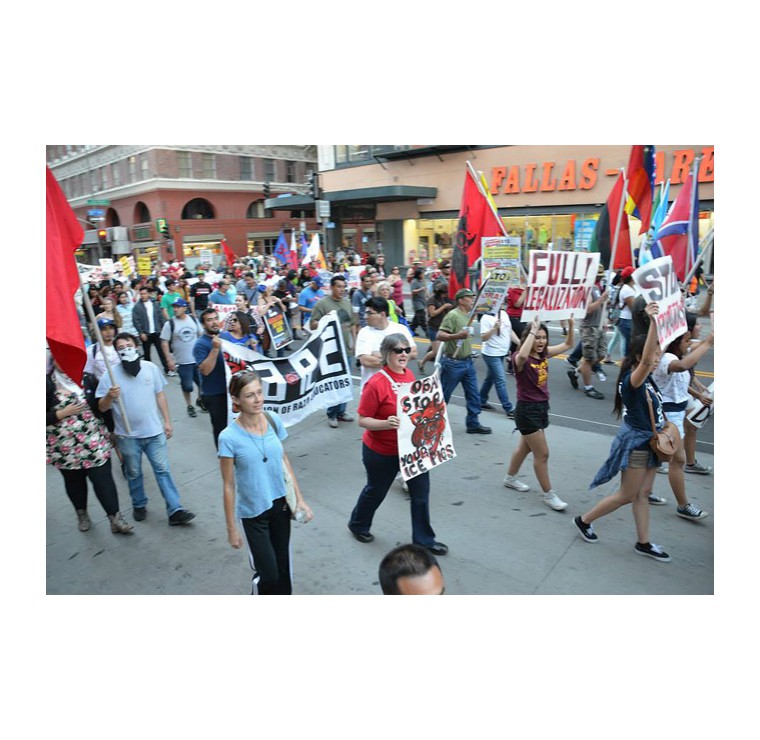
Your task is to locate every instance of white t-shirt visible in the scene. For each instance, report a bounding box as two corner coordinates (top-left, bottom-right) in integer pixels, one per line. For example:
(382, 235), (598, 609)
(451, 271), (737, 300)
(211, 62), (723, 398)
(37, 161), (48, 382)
(619, 284), (636, 320)
(355, 322), (415, 389)
(479, 311), (512, 357)
(652, 352), (691, 404)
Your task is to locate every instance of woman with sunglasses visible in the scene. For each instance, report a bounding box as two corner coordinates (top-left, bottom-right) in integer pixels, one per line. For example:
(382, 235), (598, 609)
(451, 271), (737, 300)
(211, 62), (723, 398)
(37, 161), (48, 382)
(220, 311), (261, 353)
(348, 334), (448, 556)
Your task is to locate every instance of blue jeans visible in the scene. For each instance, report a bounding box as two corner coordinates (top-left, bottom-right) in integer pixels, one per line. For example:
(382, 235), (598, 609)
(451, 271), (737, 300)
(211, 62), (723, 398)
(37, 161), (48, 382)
(479, 354), (514, 413)
(326, 402), (347, 419)
(440, 356), (482, 428)
(349, 444), (436, 547)
(116, 433), (183, 515)
(618, 318), (632, 356)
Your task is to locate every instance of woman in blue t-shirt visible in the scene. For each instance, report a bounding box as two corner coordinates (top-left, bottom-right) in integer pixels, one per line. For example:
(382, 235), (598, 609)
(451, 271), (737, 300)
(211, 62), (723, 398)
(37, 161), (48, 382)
(574, 302), (672, 562)
(219, 370), (313, 594)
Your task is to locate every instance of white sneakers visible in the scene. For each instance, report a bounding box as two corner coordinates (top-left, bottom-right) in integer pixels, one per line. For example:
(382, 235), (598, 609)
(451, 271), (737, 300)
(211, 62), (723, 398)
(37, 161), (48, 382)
(503, 474), (530, 492)
(542, 490), (568, 511)
(503, 475), (567, 511)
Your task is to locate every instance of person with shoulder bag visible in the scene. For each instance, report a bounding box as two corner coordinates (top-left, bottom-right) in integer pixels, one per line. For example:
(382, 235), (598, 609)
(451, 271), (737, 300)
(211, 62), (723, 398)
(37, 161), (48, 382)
(575, 302), (674, 562)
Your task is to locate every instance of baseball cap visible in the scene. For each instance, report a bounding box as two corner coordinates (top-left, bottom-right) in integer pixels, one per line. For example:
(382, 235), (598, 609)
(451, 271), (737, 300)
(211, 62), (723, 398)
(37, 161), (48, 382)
(174, 298), (188, 307)
(620, 266), (635, 280)
(311, 276), (323, 288)
(97, 317), (115, 328)
(439, 260), (451, 269)
(455, 288), (476, 299)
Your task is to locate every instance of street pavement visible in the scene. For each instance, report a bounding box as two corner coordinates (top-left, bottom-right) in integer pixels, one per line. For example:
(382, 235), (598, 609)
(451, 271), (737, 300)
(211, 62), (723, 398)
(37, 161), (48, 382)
(46, 328), (714, 595)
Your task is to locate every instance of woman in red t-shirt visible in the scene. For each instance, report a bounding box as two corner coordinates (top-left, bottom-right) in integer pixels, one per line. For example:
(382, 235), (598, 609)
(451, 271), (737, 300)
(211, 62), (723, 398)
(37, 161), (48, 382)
(503, 315), (575, 512)
(347, 333), (448, 556)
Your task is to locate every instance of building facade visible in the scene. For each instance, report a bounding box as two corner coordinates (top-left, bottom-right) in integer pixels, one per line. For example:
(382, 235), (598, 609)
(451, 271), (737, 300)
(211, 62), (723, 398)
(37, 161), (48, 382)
(306, 145), (714, 272)
(46, 145), (319, 266)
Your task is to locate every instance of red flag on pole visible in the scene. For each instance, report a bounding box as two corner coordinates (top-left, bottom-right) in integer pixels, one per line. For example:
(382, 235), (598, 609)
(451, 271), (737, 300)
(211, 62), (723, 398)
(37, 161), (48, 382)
(625, 145), (655, 234)
(449, 167), (502, 299)
(46, 167), (86, 385)
(221, 238), (236, 266)
(590, 171), (631, 270)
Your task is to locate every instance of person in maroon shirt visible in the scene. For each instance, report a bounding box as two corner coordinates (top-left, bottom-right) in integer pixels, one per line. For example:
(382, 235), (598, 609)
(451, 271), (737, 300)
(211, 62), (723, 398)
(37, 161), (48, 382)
(347, 333), (448, 556)
(503, 315), (575, 512)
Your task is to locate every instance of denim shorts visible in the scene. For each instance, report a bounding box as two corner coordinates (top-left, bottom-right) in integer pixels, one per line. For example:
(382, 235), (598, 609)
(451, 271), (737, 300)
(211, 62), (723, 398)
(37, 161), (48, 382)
(514, 400), (549, 435)
(177, 363), (196, 393)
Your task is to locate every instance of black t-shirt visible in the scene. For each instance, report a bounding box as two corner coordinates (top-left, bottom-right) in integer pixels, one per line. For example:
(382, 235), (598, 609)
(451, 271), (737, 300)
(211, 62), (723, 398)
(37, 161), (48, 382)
(190, 281), (212, 310)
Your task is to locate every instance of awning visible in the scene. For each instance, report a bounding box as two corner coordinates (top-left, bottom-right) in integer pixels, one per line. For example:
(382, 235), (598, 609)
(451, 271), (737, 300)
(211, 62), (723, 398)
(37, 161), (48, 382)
(264, 185), (438, 212)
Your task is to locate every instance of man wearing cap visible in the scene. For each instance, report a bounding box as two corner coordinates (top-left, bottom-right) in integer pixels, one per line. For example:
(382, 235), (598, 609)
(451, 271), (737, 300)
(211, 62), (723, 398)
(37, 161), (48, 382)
(132, 286), (170, 375)
(160, 299), (204, 417)
(437, 289), (492, 434)
(297, 276), (325, 331)
(83, 317), (121, 382)
(567, 264), (609, 400)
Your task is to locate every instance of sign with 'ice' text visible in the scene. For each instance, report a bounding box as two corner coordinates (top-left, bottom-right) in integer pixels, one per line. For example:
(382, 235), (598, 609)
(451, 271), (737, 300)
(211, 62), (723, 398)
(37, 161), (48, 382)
(632, 255), (687, 350)
(520, 250), (600, 321)
(396, 369), (456, 481)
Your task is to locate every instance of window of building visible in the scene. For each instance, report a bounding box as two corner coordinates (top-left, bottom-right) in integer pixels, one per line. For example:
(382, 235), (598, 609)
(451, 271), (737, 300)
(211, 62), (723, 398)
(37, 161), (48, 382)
(181, 197), (216, 219)
(202, 153), (216, 179)
(141, 155), (149, 179)
(240, 156), (254, 180)
(128, 156), (137, 183)
(101, 167), (108, 190)
(246, 200), (265, 218)
(112, 163), (121, 186)
(178, 151), (192, 178)
(286, 160), (296, 182)
(263, 158), (276, 181)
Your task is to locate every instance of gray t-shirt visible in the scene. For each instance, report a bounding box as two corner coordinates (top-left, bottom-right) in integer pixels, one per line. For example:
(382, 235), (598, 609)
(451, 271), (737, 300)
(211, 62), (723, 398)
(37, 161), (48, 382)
(159, 315), (202, 365)
(410, 278), (427, 310)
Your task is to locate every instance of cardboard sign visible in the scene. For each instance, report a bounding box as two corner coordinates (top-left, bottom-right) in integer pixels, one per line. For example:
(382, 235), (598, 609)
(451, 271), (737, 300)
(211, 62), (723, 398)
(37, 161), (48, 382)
(520, 250), (599, 321)
(397, 369), (456, 481)
(686, 382), (714, 429)
(211, 303), (237, 330)
(474, 268), (511, 316)
(221, 312), (353, 427)
(632, 255), (687, 350)
(481, 236), (521, 285)
(263, 304), (293, 350)
(137, 256), (152, 276)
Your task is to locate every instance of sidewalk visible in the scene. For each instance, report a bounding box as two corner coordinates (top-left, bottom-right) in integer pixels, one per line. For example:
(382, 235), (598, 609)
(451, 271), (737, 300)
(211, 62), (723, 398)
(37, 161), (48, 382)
(46, 366), (714, 595)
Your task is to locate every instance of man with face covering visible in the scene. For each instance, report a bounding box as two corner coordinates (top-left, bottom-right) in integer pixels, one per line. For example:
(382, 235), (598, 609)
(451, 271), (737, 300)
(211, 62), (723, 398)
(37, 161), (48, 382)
(96, 332), (196, 526)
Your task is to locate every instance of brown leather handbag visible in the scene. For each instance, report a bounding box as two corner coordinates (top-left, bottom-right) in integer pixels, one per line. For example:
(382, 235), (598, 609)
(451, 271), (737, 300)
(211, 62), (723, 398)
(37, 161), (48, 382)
(646, 392), (681, 462)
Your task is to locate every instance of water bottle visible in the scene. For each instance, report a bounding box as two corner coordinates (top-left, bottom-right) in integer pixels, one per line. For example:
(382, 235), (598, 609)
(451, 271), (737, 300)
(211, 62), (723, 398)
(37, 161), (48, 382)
(294, 508), (308, 524)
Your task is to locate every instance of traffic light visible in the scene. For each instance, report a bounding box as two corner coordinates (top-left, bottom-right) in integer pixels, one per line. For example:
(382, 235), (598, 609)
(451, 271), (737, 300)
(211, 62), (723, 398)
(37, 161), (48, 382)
(97, 228), (108, 246)
(159, 222), (171, 240)
(263, 181), (271, 198)
(307, 172), (319, 199)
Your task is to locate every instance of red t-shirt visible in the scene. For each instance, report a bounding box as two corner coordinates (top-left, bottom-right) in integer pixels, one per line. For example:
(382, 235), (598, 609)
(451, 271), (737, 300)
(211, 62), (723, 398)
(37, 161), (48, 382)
(506, 287), (526, 318)
(512, 349), (550, 402)
(357, 367), (414, 456)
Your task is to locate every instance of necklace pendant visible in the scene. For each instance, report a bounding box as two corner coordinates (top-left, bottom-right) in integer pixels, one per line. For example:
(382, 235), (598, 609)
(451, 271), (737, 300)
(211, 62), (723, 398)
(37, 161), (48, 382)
(263, 456), (268, 463)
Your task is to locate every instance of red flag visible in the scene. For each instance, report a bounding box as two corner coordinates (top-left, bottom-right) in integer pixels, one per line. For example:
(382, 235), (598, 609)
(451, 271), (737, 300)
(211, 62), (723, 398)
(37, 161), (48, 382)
(450, 168), (503, 299)
(606, 172), (632, 270)
(625, 145), (655, 234)
(46, 167), (86, 385)
(221, 238), (236, 265)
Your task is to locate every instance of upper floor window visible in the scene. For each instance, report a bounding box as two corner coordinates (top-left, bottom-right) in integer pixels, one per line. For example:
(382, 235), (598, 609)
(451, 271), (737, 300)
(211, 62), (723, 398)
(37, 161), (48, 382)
(263, 158), (276, 181)
(178, 151), (192, 178)
(240, 156), (254, 180)
(202, 153), (216, 178)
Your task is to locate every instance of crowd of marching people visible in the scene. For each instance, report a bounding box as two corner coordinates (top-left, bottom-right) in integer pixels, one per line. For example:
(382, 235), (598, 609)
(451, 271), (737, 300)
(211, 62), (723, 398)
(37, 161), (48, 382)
(46, 247), (714, 594)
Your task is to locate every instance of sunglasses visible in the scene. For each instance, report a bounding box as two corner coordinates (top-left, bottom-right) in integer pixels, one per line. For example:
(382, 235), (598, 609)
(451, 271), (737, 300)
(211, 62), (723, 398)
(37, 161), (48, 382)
(391, 347), (412, 355)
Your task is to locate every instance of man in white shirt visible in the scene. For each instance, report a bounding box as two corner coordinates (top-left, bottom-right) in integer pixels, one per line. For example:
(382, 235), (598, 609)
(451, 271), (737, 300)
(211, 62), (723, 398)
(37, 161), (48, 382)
(355, 296), (417, 390)
(478, 307), (518, 418)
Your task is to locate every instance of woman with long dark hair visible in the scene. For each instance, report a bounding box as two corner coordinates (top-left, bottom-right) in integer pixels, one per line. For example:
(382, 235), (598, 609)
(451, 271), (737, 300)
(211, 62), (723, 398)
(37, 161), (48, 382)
(502, 314), (574, 511)
(574, 302), (672, 561)
(219, 370), (313, 595)
(220, 310), (261, 352)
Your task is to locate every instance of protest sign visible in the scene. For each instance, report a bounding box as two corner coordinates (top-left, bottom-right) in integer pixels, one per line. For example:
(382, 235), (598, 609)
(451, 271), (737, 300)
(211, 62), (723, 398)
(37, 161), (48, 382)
(520, 250), (599, 321)
(686, 382), (714, 429)
(473, 268), (511, 316)
(119, 256), (133, 277)
(211, 303), (236, 330)
(481, 236), (521, 283)
(137, 256), (152, 275)
(632, 255), (687, 350)
(99, 258), (114, 273)
(396, 369), (456, 481)
(220, 312), (353, 427)
(263, 304), (293, 350)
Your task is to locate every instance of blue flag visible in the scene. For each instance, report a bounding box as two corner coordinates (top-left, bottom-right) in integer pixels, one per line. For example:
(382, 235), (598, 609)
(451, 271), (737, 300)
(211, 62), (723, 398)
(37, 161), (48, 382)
(273, 230), (289, 264)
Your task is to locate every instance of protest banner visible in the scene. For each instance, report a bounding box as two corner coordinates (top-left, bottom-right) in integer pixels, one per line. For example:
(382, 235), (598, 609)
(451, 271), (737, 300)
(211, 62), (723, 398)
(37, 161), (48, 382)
(481, 236), (521, 283)
(119, 256), (133, 277)
(220, 312), (353, 427)
(263, 303), (293, 350)
(137, 256), (152, 276)
(520, 250), (599, 321)
(632, 255), (687, 350)
(686, 382), (714, 429)
(396, 369), (456, 481)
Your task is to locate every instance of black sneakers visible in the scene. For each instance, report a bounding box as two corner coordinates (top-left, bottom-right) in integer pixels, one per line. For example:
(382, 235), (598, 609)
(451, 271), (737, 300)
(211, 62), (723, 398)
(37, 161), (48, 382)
(574, 515), (598, 542)
(168, 510), (196, 526)
(634, 542), (671, 562)
(567, 369), (579, 389)
(133, 507), (147, 521)
(584, 387), (605, 400)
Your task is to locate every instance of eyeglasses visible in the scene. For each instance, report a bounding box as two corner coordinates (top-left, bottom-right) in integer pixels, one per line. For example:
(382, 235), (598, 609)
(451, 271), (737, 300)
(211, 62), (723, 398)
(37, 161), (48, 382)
(391, 347), (412, 355)
(228, 318), (239, 323)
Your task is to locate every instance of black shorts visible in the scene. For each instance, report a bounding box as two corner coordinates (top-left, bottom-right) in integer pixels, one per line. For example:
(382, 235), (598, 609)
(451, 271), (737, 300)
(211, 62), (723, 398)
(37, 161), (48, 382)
(514, 400), (549, 436)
